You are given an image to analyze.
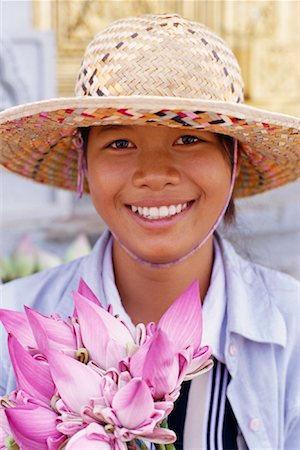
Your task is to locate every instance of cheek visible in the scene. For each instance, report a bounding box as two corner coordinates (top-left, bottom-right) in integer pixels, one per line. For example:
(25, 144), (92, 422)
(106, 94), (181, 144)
(86, 164), (113, 208)
(188, 154), (231, 194)
(86, 159), (130, 214)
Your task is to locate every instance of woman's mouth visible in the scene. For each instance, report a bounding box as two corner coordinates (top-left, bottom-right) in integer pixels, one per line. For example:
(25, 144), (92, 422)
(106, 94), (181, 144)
(128, 201), (194, 220)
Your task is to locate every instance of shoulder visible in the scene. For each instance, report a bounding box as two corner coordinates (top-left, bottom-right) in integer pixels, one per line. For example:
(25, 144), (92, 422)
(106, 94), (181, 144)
(0, 257), (84, 315)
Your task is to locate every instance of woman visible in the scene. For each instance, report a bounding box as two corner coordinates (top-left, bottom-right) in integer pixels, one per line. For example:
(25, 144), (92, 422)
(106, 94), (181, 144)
(0, 14), (299, 450)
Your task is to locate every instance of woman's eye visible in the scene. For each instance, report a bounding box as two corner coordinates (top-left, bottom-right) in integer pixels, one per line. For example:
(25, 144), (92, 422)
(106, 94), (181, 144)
(109, 139), (133, 149)
(176, 135), (201, 145)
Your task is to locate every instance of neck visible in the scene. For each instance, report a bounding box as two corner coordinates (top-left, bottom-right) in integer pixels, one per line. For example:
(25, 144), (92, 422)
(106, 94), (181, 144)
(112, 237), (214, 325)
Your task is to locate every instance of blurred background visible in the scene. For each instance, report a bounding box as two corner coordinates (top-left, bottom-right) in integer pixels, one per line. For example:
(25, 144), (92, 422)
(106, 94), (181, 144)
(1, 0), (300, 280)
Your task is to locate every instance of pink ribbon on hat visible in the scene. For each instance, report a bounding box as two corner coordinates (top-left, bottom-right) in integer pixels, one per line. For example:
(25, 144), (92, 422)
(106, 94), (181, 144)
(73, 133), (87, 199)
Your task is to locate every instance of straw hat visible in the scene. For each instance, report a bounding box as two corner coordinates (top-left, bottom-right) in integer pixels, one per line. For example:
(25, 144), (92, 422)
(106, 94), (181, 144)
(0, 13), (299, 197)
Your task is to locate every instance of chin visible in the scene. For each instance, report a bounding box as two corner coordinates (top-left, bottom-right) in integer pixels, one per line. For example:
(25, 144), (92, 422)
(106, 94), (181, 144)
(133, 245), (192, 266)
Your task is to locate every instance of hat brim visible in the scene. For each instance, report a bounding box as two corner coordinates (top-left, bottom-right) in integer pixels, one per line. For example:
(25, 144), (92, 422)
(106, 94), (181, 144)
(1, 96), (299, 197)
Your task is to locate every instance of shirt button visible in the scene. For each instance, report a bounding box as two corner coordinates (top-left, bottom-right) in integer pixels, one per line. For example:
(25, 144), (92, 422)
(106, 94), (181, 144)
(229, 343), (237, 356)
(249, 417), (261, 431)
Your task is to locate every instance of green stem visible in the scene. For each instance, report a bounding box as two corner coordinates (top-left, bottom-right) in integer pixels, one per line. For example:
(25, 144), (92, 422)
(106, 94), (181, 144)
(4, 436), (20, 450)
(139, 441), (151, 450)
(159, 419), (176, 450)
(154, 445), (166, 450)
(160, 418), (168, 429)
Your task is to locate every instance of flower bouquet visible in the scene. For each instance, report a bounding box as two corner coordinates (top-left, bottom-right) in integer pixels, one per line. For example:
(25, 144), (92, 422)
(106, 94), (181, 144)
(0, 279), (213, 449)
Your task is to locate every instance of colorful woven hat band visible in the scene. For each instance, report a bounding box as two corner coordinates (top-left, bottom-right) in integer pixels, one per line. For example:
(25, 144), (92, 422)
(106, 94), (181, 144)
(0, 13), (299, 197)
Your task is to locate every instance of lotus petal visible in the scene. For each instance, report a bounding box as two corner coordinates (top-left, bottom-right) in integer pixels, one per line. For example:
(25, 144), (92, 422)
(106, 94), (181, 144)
(65, 423), (119, 450)
(25, 307), (76, 354)
(185, 354), (214, 381)
(128, 338), (151, 378)
(5, 403), (62, 450)
(112, 379), (154, 429)
(46, 349), (101, 414)
(138, 330), (180, 399)
(74, 292), (133, 368)
(158, 281), (202, 351)
(8, 334), (55, 403)
(105, 339), (128, 370)
(77, 278), (101, 306)
(142, 426), (177, 444)
(75, 291), (134, 344)
(0, 309), (36, 348)
(72, 291), (109, 367)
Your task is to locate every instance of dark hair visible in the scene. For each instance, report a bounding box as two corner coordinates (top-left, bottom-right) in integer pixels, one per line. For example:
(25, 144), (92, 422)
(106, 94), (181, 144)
(80, 127), (90, 152)
(218, 134), (236, 225)
(79, 127), (236, 224)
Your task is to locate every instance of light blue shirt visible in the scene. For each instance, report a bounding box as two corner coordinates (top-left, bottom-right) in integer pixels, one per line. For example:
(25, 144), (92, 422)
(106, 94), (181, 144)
(1, 230), (300, 449)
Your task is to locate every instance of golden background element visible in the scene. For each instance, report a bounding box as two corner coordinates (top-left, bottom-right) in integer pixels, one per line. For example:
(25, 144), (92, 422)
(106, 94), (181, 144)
(33, 0), (300, 115)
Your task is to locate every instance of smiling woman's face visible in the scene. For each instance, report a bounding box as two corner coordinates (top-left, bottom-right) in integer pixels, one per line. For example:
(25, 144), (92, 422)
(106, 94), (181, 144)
(86, 125), (232, 264)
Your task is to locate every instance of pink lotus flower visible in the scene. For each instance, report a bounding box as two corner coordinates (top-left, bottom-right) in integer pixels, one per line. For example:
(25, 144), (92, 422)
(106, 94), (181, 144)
(5, 402), (65, 450)
(7, 334), (55, 404)
(73, 291), (136, 370)
(1, 335), (66, 449)
(46, 349), (175, 444)
(0, 279), (96, 361)
(0, 309), (36, 349)
(0, 307), (80, 360)
(7, 278), (143, 370)
(24, 307), (80, 358)
(0, 278), (212, 449)
(157, 282), (213, 378)
(128, 329), (186, 401)
(130, 281), (213, 393)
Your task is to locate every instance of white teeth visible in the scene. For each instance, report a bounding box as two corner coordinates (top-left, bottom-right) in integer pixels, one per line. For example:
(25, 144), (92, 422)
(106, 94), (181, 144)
(169, 205), (177, 216)
(131, 202), (190, 219)
(149, 207), (159, 218)
(158, 206), (169, 218)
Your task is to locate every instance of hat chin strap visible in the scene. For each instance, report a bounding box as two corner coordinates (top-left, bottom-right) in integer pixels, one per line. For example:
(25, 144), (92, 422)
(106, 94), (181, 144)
(112, 138), (238, 269)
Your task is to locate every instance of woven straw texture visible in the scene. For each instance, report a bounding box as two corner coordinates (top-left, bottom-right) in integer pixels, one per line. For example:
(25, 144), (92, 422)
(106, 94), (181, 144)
(0, 13), (299, 197)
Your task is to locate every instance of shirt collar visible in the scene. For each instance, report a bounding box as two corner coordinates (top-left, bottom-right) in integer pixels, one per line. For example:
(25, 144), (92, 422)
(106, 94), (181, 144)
(202, 237), (227, 362)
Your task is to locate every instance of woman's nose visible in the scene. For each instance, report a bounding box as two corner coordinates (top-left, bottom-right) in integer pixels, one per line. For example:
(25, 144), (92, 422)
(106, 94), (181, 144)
(132, 151), (181, 191)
